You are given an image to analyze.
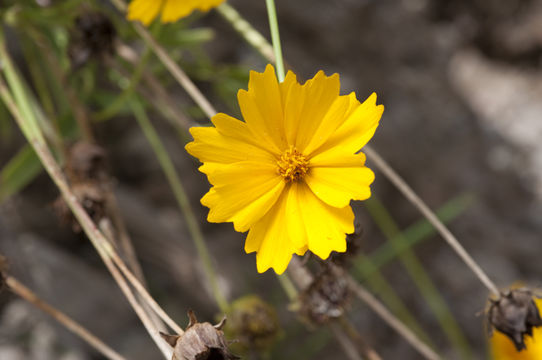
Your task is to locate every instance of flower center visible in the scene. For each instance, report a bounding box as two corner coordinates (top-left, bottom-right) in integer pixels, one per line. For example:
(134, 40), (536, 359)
(277, 146), (309, 182)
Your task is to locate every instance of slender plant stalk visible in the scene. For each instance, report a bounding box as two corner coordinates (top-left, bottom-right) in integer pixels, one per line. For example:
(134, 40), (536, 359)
(6, 276), (127, 360)
(216, 3), (276, 63)
(265, 0), (285, 81)
(130, 98), (229, 313)
(363, 147), (500, 297)
(346, 274), (442, 360)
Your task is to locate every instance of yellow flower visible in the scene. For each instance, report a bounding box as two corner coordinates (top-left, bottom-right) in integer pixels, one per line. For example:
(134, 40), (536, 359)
(185, 65), (384, 274)
(491, 298), (542, 360)
(127, 0), (224, 26)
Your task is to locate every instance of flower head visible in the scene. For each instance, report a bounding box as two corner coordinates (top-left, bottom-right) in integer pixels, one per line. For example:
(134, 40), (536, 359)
(186, 65), (383, 274)
(127, 0), (224, 26)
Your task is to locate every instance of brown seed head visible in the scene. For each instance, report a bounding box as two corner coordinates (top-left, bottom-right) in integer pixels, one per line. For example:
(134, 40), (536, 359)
(298, 266), (351, 325)
(488, 288), (542, 351)
(161, 311), (238, 360)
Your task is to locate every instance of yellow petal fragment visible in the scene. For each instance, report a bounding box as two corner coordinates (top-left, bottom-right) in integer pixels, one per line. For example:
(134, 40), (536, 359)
(185, 124), (276, 165)
(312, 92), (384, 157)
(284, 183), (308, 249)
(245, 192), (297, 274)
(201, 162), (285, 232)
(160, 0), (192, 22)
(294, 71), (341, 152)
(127, 0), (164, 25)
(238, 65), (285, 154)
(306, 154), (375, 208)
(297, 183), (354, 259)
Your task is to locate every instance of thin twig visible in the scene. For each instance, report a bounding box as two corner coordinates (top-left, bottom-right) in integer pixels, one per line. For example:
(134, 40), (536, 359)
(6, 276), (127, 360)
(346, 274), (442, 360)
(364, 146), (500, 298)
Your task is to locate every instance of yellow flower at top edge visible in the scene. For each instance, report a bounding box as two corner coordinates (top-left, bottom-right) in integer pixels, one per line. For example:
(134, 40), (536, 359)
(185, 64), (384, 274)
(127, 0), (225, 26)
(491, 298), (542, 360)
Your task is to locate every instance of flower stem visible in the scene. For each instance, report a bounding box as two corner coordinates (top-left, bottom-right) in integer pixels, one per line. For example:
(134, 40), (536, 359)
(130, 98), (229, 314)
(6, 276), (127, 360)
(265, 0), (285, 81)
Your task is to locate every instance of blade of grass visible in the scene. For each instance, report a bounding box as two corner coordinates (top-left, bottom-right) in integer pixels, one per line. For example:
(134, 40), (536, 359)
(361, 193), (475, 277)
(365, 196), (473, 359)
(0, 144), (42, 203)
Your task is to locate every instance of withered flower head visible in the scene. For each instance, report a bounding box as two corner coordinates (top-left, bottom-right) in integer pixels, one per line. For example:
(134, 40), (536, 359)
(66, 142), (107, 182)
(68, 11), (116, 69)
(488, 288), (542, 351)
(161, 311), (238, 360)
(53, 183), (106, 232)
(298, 266), (351, 325)
(226, 295), (280, 353)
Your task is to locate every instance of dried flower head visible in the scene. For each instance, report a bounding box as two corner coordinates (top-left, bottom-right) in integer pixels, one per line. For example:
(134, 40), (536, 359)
(161, 311), (238, 360)
(68, 11), (116, 69)
(226, 295), (280, 353)
(66, 142), (108, 182)
(488, 289), (542, 351)
(127, 0), (225, 26)
(53, 182), (106, 232)
(185, 64), (383, 274)
(297, 266), (351, 325)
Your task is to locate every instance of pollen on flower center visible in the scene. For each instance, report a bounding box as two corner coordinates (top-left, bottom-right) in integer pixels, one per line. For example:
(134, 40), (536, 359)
(277, 146), (309, 182)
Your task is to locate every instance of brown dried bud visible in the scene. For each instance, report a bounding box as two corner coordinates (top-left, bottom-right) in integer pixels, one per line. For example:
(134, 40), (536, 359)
(53, 182), (106, 232)
(161, 311), (238, 360)
(488, 288), (542, 351)
(298, 266), (351, 325)
(226, 295), (280, 353)
(68, 11), (116, 69)
(66, 142), (107, 183)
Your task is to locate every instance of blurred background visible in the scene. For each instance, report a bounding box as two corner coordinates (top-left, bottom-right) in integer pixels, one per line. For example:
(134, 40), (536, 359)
(1, 0), (542, 359)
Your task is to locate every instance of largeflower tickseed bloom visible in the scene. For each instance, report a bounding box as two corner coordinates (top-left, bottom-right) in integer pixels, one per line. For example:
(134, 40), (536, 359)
(185, 65), (384, 274)
(127, 0), (224, 26)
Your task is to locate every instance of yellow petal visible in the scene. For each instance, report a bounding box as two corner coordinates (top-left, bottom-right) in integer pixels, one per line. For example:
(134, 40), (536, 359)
(244, 192), (297, 274)
(279, 71), (304, 145)
(201, 162), (285, 232)
(127, 0), (163, 25)
(238, 65), (285, 154)
(305, 154), (374, 208)
(294, 71), (341, 152)
(185, 123), (276, 165)
(160, 0), (191, 22)
(297, 183), (354, 259)
(284, 182), (308, 249)
(312, 92), (384, 157)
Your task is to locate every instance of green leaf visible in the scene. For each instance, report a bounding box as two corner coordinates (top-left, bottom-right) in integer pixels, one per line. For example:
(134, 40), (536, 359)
(0, 144), (43, 203)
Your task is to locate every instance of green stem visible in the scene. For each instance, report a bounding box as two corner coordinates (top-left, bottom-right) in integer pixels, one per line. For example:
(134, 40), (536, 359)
(130, 98), (229, 313)
(265, 0), (285, 81)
